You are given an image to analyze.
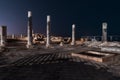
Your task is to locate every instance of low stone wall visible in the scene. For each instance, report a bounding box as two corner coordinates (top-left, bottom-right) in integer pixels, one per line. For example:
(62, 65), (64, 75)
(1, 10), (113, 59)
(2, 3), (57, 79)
(71, 51), (117, 63)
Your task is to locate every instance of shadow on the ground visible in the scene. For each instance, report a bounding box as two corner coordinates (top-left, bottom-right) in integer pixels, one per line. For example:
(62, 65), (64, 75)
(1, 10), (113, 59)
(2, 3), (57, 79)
(0, 53), (119, 80)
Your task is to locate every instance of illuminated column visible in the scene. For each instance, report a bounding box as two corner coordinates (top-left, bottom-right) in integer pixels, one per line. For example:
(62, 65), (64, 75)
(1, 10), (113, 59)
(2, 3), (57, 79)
(0, 26), (7, 46)
(93, 36), (96, 40)
(110, 36), (112, 41)
(71, 24), (75, 45)
(12, 34), (15, 39)
(46, 15), (50, 48)
(102, 22), (107, 42)
(26, 11), (33, 48)
(20, 34), (23, 38)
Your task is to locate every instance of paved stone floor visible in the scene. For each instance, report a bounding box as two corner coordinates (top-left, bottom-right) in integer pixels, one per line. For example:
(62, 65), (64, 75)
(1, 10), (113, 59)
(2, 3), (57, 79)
(0, 52), (120, 80)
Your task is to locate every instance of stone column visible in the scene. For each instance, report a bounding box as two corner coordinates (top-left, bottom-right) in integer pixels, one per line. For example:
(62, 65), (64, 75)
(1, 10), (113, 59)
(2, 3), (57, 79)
(102, 22), (107, 42)
(0, 26), (7, 47)
(46, 15), (50, 48)
(26, 11), (33, 48)
(71, 24), (75, 45)
(20, 34), (23, 38)
(12, 34), (15, 39)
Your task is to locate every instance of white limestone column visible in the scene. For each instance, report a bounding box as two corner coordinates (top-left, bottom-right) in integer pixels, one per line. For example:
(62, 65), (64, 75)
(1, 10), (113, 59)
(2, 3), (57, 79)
(26, 11), (33, 48)
(0, 26), (7, 46)
(110, 36), (112, 41)
(46, 15), (50, 47)
(20, 34), (23, 38)
(102, 22), (107, 42)
(71, 24), (75, 45)
(12, 34), (15, 39)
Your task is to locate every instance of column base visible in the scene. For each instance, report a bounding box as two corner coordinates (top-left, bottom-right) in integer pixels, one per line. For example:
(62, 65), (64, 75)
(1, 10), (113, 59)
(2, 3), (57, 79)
(26, 44), (33, 49)
(60, 42), (64, 46)
(1, 41), (6, 47)
(46, 44), (50, 48)
(0, 44), (6, 47)
(46, 44), (54, 48)
(71, 42), (75, 45)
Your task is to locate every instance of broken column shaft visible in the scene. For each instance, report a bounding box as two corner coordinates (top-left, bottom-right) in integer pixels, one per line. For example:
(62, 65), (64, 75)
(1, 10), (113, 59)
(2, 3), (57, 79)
(102, 22), (107, 42)
(26, 11), (33, 48)
(0, 26), (7, 46)
(71, 24), (75, 45)
(46, 15), (50, 48)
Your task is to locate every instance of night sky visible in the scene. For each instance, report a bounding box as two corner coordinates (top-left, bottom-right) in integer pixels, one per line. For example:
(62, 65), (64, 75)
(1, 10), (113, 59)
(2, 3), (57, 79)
(0, 0), (120, 38)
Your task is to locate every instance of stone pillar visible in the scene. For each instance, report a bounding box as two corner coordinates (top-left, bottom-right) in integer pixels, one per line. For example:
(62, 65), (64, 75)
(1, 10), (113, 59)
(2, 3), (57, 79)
(12, 34), (15, 39)
(102, 22), (107, 42)
(46, 15), (50, 48)
(0, 26), (7, 46)
(71, 24), (75, 45)
(26, 11), (33, 48)
(20, 34), (23, 38)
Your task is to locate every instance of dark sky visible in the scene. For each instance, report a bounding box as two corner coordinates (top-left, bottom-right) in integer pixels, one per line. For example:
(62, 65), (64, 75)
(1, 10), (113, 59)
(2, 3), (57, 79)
(0, 0), (120, 38)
